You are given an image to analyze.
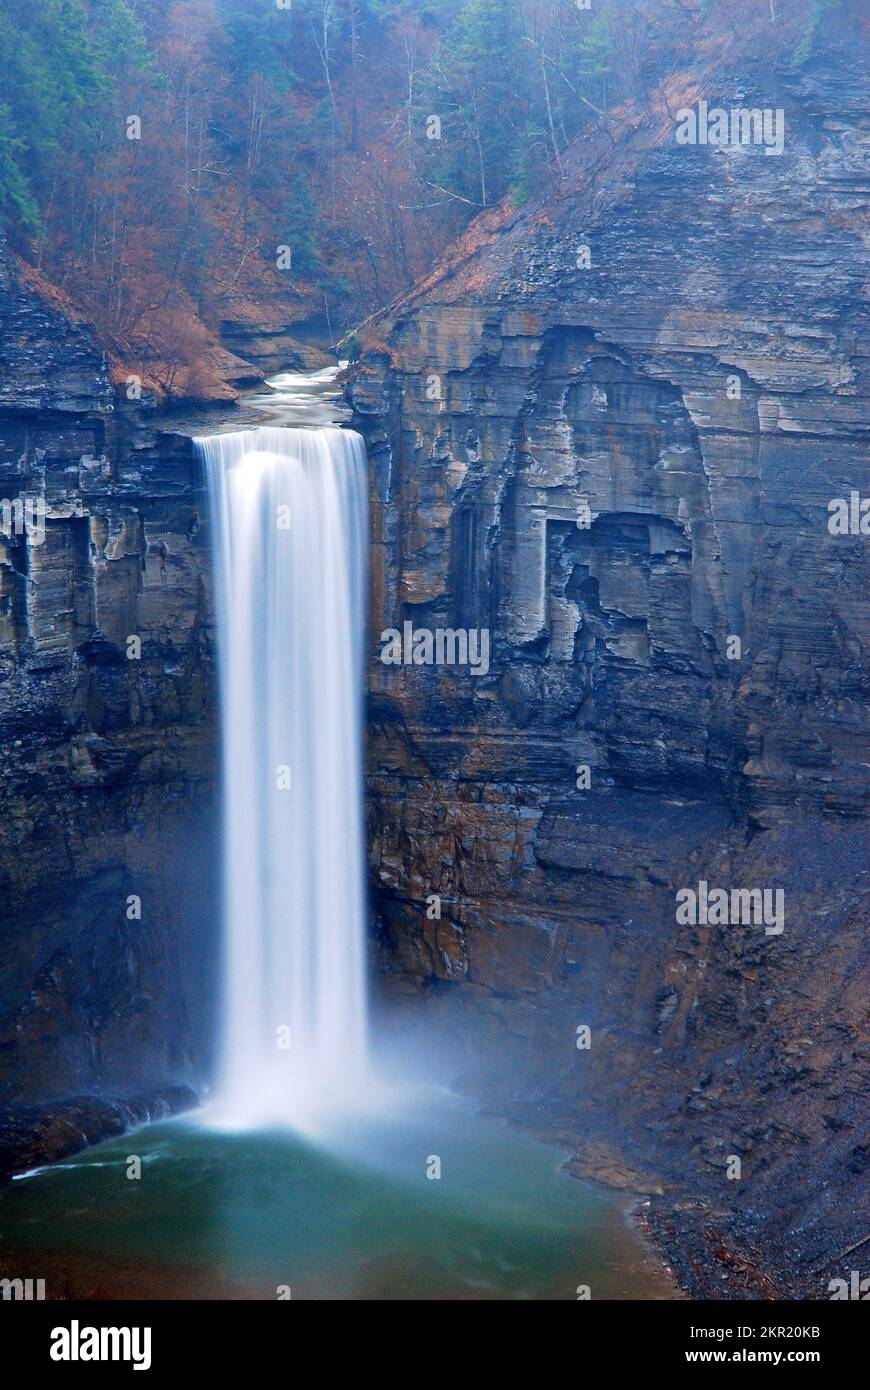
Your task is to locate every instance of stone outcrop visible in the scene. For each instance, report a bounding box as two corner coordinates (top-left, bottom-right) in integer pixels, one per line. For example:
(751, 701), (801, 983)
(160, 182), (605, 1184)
(0, 1085), (197, 1181)
(350, 24), (870, 1296)
(0, 240), (218, 1106)
(217, 294), (336, 376)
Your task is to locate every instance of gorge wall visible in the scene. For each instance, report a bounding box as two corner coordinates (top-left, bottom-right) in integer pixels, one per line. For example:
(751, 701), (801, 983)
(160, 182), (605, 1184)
(0, 244), (218, 1105)
(350, 35), (870, 1294)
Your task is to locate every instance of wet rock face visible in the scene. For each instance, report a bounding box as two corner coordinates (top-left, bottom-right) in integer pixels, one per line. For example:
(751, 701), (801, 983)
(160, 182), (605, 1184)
(0, 243), (217, 1103)
(352, 42), (870, 1289)
(0, 1085), (197, 1181)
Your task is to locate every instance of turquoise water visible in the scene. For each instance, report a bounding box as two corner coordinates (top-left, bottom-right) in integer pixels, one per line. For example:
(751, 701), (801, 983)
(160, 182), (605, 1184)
(0, 1092), (674, 1300)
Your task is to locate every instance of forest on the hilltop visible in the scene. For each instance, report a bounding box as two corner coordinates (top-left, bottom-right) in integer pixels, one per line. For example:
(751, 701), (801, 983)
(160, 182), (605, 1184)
(0, 0), (842, 394)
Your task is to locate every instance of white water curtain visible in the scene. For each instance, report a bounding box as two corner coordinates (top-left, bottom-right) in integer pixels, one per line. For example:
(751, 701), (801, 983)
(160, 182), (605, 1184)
(199, 426), (368, 1127)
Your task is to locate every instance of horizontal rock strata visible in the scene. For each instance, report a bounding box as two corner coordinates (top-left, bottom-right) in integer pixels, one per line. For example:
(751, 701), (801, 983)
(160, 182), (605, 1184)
(0, 240), (218, 1104)
(351, 33), (870, 1296)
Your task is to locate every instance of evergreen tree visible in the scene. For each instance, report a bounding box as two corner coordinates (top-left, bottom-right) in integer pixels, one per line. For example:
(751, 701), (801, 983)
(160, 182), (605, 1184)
(420, 0), (532, 207)
(0, 0), (145, 231)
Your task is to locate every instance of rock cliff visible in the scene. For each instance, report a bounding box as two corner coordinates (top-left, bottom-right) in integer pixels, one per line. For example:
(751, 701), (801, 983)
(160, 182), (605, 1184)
(350, 25), (870, 1295)
(0, 242), (218, 1105)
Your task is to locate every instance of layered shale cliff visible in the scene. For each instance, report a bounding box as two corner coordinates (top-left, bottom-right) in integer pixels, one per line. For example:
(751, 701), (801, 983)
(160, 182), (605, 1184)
(0, 244), (218, 1108)
(351, 31), (870, 1295)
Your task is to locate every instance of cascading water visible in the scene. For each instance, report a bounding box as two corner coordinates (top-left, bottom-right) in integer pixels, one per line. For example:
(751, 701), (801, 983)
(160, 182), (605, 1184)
(197, 415), (369, 1129)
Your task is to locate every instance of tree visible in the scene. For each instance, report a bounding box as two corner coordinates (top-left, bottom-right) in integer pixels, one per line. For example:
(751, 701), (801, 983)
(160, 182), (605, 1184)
(419, 0), (533, 207)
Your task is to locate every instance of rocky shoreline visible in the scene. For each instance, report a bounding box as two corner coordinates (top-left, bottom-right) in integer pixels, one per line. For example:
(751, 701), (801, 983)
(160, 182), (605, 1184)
(556, 1122), (853, 1300)
(0, 1086), (197, 1182)
(640, 1197), (786, 1301)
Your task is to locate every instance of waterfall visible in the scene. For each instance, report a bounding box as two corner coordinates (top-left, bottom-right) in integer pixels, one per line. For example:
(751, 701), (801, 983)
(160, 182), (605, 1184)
(198, 424), (369, 1129)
